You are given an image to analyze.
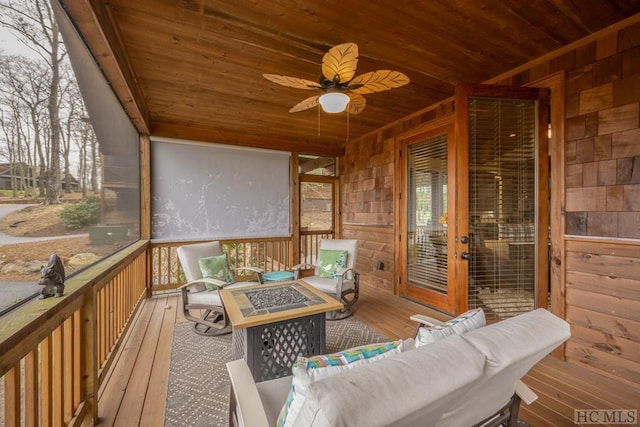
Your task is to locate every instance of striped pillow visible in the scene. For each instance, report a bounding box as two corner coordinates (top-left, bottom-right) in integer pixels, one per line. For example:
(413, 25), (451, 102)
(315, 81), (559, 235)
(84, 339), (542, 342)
(416, 307), (485, 347)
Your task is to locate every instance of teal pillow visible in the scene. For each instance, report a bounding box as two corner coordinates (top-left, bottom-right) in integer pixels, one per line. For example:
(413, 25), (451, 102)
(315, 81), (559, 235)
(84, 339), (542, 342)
(317, 249), (348, 279)
(197, 255), (234, 290)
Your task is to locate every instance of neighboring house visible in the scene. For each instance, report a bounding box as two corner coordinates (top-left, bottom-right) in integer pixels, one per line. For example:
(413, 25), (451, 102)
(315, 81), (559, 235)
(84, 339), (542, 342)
(0, 162), (35, 191)
(0, 162), (80, 192)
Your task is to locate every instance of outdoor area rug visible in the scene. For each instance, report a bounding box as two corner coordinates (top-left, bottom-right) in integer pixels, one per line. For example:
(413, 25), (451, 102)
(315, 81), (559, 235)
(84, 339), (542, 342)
(164, 317), (388, 427)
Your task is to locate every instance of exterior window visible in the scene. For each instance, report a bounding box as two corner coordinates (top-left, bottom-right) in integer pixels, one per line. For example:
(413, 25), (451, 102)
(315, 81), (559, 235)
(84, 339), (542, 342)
(0, 2), (141, 315)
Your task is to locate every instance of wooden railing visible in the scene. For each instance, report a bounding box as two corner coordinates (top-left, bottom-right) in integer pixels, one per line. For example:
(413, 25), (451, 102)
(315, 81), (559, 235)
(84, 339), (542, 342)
(300, 231), (334, 265)
(0, 241), (148, 427)
(148, 237), (294, 291)
(0, 232), (335, 425)
(148, 233), (337, 291)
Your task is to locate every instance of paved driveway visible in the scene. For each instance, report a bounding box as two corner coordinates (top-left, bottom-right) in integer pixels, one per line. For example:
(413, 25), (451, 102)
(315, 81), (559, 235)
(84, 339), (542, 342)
(0, 203), (87, 244)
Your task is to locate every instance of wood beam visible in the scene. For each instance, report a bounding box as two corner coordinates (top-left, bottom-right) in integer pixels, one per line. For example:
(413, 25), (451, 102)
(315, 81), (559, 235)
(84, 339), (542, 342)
(60, 0), (151, 134)
(151, 122), (345, 157)
(299, 156), (336, 174)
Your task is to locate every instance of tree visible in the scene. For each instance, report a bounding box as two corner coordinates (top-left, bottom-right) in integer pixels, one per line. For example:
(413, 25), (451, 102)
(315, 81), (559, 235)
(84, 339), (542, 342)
(0, 54), (50, 197)
(59, 64), (81, 193)
(0, 0), (67, 204)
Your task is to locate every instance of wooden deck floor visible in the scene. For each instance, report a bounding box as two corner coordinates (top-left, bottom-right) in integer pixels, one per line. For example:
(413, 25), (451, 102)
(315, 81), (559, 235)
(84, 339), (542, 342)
(97, 285), (639, 426)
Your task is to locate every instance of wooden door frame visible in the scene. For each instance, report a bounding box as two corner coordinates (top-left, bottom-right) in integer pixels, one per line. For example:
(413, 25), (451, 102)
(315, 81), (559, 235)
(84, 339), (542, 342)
(394, 114), (457, 314)
(527, 71), (566, 358)
(455, 83), (550, 314)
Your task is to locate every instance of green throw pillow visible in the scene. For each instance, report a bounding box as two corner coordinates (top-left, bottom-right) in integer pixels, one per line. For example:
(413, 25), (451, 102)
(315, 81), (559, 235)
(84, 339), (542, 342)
(197, 255), (234, 290)
(317, 249), (348, 279)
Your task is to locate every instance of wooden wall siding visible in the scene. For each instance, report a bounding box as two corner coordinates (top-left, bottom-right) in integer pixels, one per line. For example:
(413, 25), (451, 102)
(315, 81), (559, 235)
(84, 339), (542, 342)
(344, 20), (640, 382)
(562, 23), (640, 239)
(341, 133), (396, 291)
(565, 238), (640, 387)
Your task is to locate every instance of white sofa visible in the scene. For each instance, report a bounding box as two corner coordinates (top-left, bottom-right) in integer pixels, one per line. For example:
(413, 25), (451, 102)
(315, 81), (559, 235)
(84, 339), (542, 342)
(226, 309), (570, 427)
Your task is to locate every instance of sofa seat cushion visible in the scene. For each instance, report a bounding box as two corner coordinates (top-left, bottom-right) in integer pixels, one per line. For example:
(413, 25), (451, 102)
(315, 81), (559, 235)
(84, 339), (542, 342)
(416, 307), (485, 347)
(297, 334), (486, 427)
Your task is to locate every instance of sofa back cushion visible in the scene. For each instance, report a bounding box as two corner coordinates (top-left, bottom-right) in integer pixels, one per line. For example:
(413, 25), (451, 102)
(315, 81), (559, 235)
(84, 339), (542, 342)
(436, 308), (571, 427)
(296, 334), (486, 427)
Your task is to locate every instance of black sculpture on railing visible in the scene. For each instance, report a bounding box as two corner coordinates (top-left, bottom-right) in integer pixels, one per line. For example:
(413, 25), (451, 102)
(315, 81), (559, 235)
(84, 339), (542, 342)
(38, 254), (66, 299)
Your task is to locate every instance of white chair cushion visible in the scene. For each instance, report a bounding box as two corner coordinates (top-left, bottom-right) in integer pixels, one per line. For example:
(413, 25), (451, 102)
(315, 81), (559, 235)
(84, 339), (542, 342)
(302, 276), (354, 296)
(297, 334), (486, 427)
(186, 281), (256, 306)
(177, 241), (223, 282)
(315, 239), (357, 276)
(415, 307), (485, 347)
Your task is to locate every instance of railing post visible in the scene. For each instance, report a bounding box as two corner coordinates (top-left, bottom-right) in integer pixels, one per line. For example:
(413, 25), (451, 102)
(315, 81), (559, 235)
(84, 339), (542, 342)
(81, 286), (98, 424)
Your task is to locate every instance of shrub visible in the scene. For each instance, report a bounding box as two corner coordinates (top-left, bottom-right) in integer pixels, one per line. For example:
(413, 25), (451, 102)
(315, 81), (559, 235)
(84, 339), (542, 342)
(58, 196), (101, 229)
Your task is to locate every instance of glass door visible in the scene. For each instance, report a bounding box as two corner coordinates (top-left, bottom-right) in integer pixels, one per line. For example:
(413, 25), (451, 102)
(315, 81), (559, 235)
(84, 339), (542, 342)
(399, 120), (457, 313)
(398, 86), (548, 317)
(455, 84), (549, 319)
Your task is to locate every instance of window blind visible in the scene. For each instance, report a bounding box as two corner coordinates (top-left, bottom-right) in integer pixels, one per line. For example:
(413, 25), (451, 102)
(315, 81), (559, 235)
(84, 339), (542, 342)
(468, 97), (537, 319)
(151, 138), (290, 241)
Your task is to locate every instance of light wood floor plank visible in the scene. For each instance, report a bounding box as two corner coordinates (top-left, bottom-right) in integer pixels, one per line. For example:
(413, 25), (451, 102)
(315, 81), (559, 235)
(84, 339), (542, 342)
(113, 298), (168, 426)
(139, 295), (179, 426)
(97, 297), (157, 426)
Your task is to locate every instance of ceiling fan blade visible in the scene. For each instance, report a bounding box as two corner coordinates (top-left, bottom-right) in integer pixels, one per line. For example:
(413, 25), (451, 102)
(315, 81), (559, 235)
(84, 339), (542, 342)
(347, 93), (366, 114)
(322, 42), (358, 84)
(289, 95), (320, 113)
(263, 74), (321, 90)
(348, 70), (410, 94)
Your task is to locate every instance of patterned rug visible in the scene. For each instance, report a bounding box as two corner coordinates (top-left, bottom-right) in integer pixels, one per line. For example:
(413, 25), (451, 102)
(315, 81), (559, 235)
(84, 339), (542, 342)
(164, 317), (388, 427)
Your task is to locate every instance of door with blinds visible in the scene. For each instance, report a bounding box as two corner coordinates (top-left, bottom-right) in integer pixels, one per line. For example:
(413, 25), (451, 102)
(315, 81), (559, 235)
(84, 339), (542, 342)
(455, 84), (549, 320)
(399, 119), (457, 313)
(399, 86), (548, 317)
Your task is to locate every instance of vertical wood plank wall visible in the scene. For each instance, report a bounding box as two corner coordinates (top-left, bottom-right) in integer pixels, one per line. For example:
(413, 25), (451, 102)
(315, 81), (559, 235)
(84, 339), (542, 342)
(342, 19), (640, 387)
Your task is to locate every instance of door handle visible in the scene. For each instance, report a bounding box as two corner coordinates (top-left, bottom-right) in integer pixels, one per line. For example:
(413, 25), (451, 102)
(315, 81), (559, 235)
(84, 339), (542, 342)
(461, 252), (471, 260)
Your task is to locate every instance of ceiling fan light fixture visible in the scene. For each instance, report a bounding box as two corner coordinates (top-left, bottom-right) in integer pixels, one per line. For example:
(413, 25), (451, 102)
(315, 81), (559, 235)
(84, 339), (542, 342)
(318, 92), (350, 113)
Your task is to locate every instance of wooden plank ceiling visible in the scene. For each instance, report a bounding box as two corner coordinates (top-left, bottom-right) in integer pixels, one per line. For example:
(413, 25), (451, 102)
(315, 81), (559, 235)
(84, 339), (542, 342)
(62, 1), (640, 156)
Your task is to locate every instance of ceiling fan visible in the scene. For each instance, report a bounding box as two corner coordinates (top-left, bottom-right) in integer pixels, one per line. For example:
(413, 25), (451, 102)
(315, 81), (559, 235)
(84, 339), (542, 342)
(263, 42), (410, 114)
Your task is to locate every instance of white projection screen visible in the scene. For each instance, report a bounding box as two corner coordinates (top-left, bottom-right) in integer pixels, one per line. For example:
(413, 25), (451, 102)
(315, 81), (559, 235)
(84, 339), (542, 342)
(151, 138), (291, 241)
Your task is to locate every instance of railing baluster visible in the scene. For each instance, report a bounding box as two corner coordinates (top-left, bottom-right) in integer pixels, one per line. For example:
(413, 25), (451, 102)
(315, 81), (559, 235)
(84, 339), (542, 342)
(63, 318), (74, 424)
(41, 336), (52, 427)
(73, 311), (81, 410)
(52, 326), (64, 426)
(25, 349), (38, 425)
(3, 364), (20, 427)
